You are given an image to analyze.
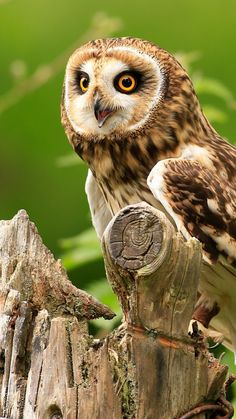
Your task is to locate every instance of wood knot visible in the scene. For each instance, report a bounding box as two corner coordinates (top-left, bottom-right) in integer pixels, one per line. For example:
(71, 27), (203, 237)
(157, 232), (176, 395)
(108, 203), (163, 270)
(48, 405), (63, 419)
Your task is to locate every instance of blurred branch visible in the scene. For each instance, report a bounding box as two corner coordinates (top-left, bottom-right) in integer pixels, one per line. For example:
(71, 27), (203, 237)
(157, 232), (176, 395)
(0, 12), (122, 115)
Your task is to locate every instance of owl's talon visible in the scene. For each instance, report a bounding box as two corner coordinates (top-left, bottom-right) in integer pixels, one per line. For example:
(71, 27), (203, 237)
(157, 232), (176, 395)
(188, 319), (224, 345)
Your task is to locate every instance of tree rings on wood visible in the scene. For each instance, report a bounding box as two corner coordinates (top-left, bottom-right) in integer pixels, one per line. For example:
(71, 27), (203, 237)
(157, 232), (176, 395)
(108, 204), (163, 270)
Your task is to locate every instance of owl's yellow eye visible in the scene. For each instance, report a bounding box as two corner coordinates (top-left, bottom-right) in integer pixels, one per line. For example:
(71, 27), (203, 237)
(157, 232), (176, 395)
(80, 76), (89, 92)
(115, 72), (138, 94)
(75, 71), (90, 93)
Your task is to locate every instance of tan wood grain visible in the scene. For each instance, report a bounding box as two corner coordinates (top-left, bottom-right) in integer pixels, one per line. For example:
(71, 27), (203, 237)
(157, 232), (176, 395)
(0, 206), (230, 419)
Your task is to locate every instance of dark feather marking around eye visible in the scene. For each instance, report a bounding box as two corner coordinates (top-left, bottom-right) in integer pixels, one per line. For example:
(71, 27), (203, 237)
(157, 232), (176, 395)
(114, 71), (143, 94)
(74, 70), (90, 94)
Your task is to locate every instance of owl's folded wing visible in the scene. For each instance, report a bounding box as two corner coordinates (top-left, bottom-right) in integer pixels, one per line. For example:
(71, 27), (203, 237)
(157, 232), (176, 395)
(147, 158), (236, 264)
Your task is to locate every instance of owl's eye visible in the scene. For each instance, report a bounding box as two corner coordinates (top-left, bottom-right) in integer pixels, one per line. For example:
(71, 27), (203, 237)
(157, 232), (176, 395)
(76, 71), (90, 94)
(80, 76), (89, 92)
(114, 72), (138, 94)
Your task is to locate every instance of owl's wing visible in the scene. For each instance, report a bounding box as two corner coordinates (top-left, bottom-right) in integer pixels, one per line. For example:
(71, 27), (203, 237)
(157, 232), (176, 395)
(147, 157), (236, 357)
(85, 170), (112, 239)
(147, 158), (236, 264)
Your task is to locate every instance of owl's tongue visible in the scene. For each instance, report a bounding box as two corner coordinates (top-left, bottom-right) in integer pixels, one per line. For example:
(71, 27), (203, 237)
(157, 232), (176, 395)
(95, 108), (114, 128)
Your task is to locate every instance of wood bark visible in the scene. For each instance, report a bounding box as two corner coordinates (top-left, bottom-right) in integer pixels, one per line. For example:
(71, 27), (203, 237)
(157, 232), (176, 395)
(0, 205), (231, 418)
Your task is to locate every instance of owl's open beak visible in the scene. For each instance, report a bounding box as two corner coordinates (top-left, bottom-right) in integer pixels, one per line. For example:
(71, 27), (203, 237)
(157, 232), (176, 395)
(94, 100), (114, 128)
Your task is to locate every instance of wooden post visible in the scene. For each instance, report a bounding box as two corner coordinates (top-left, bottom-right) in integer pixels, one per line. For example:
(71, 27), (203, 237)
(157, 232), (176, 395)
(0, 205), (232, 418)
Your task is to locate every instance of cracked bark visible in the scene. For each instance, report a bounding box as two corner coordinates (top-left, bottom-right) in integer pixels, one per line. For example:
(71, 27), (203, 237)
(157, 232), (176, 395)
(0, 204), (231, 418)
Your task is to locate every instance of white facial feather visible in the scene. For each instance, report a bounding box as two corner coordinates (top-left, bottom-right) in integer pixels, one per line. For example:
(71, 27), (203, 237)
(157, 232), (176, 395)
(107, 45), (164, 123)
(64, 46), (164, 137)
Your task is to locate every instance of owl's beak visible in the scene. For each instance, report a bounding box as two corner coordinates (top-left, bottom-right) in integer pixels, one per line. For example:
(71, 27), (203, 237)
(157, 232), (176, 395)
(94, 100), (114, 128)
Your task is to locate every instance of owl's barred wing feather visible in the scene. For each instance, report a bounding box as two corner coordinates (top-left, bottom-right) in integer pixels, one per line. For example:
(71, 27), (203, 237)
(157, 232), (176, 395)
(148, 158), (236, 264)
(148, 158), (236, 353)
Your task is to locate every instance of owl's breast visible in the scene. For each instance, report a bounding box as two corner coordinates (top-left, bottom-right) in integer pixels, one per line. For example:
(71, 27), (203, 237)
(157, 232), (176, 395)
(98, 175), (171, 225)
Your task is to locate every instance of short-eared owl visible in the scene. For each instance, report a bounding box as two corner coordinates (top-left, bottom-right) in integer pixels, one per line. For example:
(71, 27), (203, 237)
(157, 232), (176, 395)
(61, 37), (236, 355)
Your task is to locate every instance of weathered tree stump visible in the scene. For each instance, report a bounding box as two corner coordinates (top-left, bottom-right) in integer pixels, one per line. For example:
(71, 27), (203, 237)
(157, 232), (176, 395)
(0, 204), (232, 418)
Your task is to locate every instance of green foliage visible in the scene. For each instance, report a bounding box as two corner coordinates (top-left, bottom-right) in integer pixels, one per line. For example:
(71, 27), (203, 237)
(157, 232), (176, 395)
(60, 228), (102, 269)
(176, 51), (236, 123)
(87, 278), (121, 332)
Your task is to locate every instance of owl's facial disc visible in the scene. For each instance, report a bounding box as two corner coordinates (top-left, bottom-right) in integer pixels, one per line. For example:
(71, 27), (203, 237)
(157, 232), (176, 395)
(64, 46), (164, 138)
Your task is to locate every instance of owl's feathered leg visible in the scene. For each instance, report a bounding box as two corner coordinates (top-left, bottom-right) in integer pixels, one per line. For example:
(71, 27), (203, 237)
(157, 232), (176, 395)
(85, 170), (112, 239)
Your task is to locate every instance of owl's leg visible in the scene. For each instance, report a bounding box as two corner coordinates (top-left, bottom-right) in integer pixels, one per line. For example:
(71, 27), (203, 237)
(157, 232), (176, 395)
(85, 170), (112, 239)
(189, 320), (224, 345)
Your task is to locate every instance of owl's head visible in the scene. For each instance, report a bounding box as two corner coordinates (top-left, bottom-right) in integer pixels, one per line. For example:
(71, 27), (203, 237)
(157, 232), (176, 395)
(62, 37), (198, 142)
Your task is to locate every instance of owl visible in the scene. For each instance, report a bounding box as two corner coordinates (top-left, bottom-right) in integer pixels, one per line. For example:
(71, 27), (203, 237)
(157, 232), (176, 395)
(61, 37), (236, 355)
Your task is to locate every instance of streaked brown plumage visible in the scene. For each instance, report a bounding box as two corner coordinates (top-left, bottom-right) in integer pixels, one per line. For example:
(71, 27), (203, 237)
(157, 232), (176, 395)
(61, 37), (236, 354)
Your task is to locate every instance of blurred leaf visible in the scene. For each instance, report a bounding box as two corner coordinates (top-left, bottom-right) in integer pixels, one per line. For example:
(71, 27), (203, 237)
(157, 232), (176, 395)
(60, 227), (97, 249)
(90, 313), (122, 333)
(61, 247), (102, 269)
(202, 105), (227, 123)
(174, 51), (201, 73)
(86, 277), (120, 312)
(57, 153), (83, 168)
(193, 76), (235, 106)
(87, 278), (122, 331)
(60, 228), (102, 269)
(175, 51), (236, 128)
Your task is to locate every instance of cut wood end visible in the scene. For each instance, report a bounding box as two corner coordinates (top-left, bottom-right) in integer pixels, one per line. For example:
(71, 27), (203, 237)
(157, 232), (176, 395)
(104, 202), (174, 272)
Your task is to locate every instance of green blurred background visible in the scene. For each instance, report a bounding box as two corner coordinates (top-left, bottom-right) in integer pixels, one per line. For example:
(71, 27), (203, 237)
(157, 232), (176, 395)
(1, 0), (236, 408)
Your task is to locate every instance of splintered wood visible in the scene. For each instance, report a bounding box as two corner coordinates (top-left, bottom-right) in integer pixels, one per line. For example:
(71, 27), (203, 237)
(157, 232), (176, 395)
(0, 205), (231, 418)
